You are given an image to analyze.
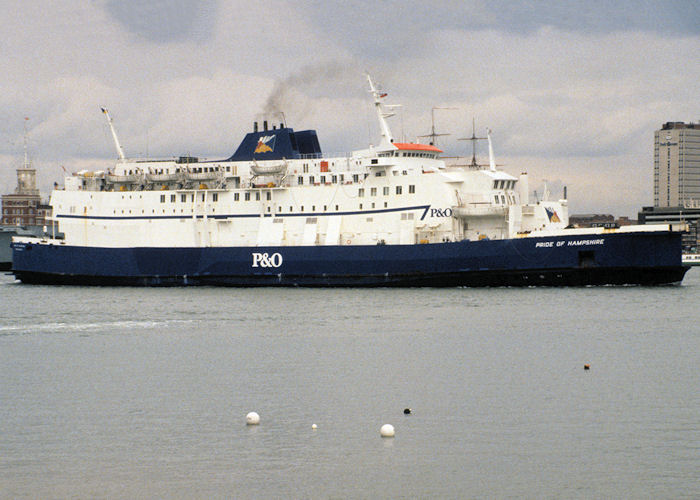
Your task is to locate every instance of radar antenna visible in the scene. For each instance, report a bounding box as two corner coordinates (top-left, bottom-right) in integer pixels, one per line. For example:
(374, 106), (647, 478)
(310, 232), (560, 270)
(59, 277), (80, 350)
(101, 107), (126, 160)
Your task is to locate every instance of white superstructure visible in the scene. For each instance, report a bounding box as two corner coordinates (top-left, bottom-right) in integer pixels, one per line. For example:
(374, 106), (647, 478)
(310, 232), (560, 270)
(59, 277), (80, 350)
(48, 76), (569, 250)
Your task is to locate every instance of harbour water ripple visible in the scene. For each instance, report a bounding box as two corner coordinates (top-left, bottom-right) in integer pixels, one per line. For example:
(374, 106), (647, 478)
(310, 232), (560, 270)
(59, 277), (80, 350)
(1, 271), (699, 498)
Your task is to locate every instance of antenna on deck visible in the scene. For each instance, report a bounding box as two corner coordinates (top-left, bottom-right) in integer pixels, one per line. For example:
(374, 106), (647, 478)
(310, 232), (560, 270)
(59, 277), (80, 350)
(101, 107), (126, 160)
(458, 118), (487, 168)
(418, 107), (456, 147)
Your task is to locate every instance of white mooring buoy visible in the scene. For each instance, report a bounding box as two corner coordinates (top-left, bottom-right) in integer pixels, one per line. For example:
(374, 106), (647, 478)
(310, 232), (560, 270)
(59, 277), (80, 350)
(380, 424), (395, 438)
(312, 423), (317, 430)
(246, 411), (260, 425)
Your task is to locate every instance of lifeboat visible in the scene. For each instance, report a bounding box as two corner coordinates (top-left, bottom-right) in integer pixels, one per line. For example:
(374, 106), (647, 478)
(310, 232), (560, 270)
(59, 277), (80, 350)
(250, 160), (287, 177)
(106, 173), (141, 184)
(185, 169), (221, 181)
(146, 172), (182, 183)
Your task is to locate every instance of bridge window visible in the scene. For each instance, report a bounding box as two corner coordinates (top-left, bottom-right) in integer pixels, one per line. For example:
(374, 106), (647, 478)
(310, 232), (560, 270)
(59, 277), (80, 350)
(245, 192), (251, 201)
(332, 175), (338, 183)
(409, 185), (415, 193)
(371, 187), (377, 196)
(396, 186), (403, 195)
(181, 194), (187, 202)
(298, 176), (303, 185)
(267, 192), (272, 201)
(358, 188), (365, 197)
(320, 176), (326, 184)
(234, 193), (239, 201)
(160, 195), (165, 203)
(353, 174), (359, 182)
(383, 187), (389, 195)
(255, 192), (260, 201)
(212, 193), (218, 202)
(310, 176), (315, 184)
(170, 194), (176, 202)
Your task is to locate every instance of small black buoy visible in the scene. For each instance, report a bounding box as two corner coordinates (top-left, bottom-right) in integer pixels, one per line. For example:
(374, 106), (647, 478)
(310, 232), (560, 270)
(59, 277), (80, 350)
(584, 364), (590, 370)
(403, 408), (411, 415)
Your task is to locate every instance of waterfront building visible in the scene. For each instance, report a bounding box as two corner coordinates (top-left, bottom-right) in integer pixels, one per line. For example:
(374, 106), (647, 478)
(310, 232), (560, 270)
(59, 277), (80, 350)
(641, 122), (700, 252)
(654, 122), (700, 207)
(1, 165), (49, 227)
(638, 205), (700, 253)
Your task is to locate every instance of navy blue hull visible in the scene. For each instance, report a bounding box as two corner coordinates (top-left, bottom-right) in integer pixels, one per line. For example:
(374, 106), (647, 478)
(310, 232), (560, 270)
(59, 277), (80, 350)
(11, 231), (688, 286)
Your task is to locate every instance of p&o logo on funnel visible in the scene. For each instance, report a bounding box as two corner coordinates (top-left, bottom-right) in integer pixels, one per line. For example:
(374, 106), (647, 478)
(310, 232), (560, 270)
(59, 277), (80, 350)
(254, 135), (276, 154)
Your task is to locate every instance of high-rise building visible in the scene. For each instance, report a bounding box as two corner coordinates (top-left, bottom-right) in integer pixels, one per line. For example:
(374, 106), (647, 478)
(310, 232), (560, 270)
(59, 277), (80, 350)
(654, 122), (700, 207)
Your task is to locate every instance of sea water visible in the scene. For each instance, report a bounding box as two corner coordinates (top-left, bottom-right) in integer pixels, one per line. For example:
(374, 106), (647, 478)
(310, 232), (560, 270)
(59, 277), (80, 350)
(1, 271), (699, 498)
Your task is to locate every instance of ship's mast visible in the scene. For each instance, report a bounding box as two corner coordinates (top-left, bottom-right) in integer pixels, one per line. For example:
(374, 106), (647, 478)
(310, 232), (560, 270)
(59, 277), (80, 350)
(366, 74), (395, 147)
(101, 107), (126, 160)
(418, 107), (456, 147)
(458, 118), (487, 168)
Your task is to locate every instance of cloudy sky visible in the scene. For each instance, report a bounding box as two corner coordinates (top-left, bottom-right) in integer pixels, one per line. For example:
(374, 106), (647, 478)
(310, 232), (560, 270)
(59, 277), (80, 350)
(1, 0), (698, 217)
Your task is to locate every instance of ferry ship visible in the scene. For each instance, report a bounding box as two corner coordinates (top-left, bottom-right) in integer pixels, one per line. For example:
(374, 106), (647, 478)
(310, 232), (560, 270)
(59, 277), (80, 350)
(11, 76), (688, 286)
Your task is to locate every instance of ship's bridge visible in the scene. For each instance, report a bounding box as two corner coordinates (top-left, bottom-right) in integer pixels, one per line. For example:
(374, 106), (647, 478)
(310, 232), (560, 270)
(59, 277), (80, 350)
(376, 142), (442, 159)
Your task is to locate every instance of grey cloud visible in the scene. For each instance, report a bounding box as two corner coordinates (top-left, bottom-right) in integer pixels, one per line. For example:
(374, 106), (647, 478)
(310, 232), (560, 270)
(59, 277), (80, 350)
(102, 0), (218, 42)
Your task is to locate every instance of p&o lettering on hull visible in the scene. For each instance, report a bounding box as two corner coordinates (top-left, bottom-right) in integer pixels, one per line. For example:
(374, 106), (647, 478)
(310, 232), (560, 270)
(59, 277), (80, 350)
(251, 252), (283, 268)
(430, 208), (453, 218)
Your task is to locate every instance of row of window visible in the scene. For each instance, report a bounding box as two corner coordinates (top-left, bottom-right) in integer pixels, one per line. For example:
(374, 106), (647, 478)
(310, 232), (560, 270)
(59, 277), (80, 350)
(2, 208), (37, 215)
(493, 180), (515, 190)
(160, 193), (220, 203)
(358, 185), (415, 196)
(494, 194), (516, 205)
(1, 217), (36, 224)
(159, 186), (417, 204)
(114, 202), (412, 216)
(297, 173), (355, 185)
(3, 200), (39, 206)
(377, 151), (437, 159)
